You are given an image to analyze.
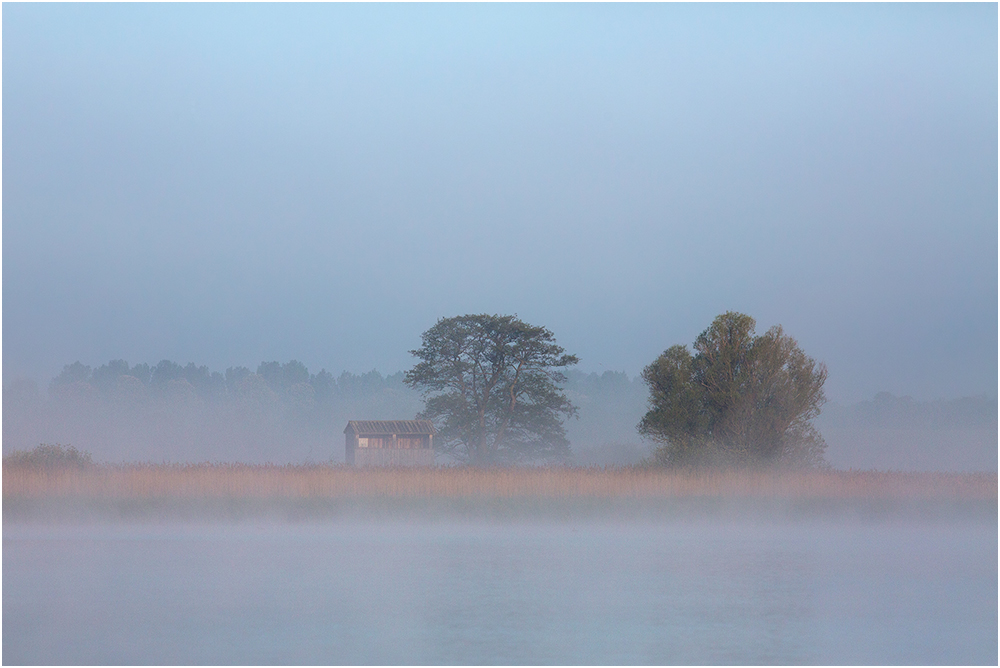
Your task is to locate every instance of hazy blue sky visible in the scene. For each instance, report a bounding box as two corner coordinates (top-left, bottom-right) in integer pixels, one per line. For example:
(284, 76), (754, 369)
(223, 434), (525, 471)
(4, 3), (996, 402)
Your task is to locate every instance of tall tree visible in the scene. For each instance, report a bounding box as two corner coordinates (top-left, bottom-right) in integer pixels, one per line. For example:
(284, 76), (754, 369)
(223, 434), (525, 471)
(405, 314), (579, 465)
(639, 312), (828, 468)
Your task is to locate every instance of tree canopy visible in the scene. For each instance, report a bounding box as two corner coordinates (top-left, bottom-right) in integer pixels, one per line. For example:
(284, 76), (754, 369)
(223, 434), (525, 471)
(638, 312), (828, 468)
(405, 314), (579, 465)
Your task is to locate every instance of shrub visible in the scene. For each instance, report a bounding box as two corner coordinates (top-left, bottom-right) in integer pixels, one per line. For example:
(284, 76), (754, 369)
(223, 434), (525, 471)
(3, 443), (95, 469)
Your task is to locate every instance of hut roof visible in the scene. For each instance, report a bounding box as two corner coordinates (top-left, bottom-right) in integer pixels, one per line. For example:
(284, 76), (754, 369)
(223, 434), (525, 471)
(344, 420), (436, 435)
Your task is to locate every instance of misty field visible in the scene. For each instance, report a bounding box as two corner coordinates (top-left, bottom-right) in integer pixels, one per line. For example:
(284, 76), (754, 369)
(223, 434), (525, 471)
(4, 463), (995, 521)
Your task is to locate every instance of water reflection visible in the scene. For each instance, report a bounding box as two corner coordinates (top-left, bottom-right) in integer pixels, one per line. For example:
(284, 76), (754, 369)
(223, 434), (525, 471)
(4, 518), (996, 664)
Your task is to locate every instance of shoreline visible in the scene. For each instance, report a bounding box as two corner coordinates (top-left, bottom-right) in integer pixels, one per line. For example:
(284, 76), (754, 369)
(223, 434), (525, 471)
(5, 466), (995, 523)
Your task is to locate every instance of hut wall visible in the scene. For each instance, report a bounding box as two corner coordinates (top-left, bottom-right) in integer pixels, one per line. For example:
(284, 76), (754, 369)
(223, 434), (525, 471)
(396, 436), (429, 449)
(354, 448), (435, 468)
(345, 433), (357, 465)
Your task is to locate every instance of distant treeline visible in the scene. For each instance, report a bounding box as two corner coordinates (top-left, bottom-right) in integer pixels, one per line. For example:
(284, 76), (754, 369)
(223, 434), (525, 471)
(4, 359), (422, 464)
(818, 392), (997, 430)
(46, 359), (398, 404)
(3, 359), (650, 465)
(814, 393), (997, 473)
(3, 359), (996, 470)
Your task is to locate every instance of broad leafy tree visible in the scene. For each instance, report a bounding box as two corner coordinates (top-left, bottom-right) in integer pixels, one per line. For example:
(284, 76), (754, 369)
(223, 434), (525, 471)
(639, 312), (828, 468)
(405, 314), (579, 465)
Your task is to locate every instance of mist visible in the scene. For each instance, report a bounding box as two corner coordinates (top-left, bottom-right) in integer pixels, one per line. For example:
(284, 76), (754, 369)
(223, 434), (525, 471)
(5, 514), (997, 664)
(5, 359), (996, 471)
(3, 3), (997, 404)
(4, 5), (996, 666)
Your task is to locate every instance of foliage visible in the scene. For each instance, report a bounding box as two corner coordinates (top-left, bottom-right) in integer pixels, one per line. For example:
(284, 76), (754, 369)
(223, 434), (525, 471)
(258, 360), (310, 392)
(405, 314), (579, 465)
(560, 370), (651, 465)
(7, 361), (424, 464)
(639, 312), (828, 468)
(50, 362), (93, 387)
(3, 443), (94, 469)
(43, 358), (388, 405)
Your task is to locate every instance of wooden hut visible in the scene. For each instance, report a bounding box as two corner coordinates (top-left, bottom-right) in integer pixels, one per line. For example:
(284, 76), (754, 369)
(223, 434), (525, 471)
(344, 420), (436, 467)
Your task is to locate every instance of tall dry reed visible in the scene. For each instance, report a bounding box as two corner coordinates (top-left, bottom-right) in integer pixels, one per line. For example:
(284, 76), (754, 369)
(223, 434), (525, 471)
(4, 463), (995, 503)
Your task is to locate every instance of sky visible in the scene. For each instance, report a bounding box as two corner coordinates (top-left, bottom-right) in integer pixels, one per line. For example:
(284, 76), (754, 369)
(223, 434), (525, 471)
(3, 3), (997, 403)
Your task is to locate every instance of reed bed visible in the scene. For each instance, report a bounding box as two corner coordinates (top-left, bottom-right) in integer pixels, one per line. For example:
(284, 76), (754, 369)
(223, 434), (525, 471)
(4, 463), (995, 504)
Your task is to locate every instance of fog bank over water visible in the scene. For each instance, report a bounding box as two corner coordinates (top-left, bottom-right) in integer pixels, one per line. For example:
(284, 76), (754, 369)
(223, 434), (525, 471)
(4, 518), (996, 664)
(4, 7), (995, 667)
(816, 393), (998, 472)
(4, 363), (995, 471)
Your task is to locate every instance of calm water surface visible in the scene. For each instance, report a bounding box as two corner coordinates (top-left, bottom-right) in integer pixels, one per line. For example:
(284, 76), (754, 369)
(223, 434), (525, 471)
(4, 517), (996, 664)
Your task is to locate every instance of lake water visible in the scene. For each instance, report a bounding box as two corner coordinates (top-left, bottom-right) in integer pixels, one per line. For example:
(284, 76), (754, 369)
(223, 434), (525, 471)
(4, 516), (996, 665)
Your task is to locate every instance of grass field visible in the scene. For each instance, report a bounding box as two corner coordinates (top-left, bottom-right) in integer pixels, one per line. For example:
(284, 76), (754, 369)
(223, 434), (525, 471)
(4, 462), (995, 522)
